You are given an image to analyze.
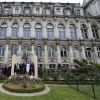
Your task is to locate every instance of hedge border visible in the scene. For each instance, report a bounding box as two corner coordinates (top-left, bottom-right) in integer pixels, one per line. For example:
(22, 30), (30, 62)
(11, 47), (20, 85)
(3, 82), (45, 93)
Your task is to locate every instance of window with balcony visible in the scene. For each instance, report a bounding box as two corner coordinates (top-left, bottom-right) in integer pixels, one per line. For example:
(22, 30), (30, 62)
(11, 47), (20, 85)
(11, 23), (19, 38)
(35, 23), (42, 39)
(47, 23), (54, 39)
(85, 48), (92, 58)
(58, 24), (65, 40)
(60, 47), (67, 57)
(0, 23), (7, 38)
(0, 45), (5, 56)
(81, 24), (88, 39)
(69, 24), (77, 39)
(23, 23), (30, 39)
(11, 45), (17, 56)
(36, 46), (43, 57)
(97, 47), (100, 58)
(48, 46), (55, 58)
(91, 25), (99, 39)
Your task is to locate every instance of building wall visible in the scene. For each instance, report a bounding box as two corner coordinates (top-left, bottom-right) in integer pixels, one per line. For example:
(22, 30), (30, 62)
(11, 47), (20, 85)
(0, 2), (100, 69)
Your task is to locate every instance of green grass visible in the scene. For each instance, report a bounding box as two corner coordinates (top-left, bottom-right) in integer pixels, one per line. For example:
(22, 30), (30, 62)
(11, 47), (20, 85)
(0, 85), (95, 100)
(70, 85), (100, 100)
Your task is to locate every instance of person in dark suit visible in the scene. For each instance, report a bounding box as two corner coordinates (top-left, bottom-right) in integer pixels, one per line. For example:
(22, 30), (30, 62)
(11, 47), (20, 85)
(30, 62), (34, 76)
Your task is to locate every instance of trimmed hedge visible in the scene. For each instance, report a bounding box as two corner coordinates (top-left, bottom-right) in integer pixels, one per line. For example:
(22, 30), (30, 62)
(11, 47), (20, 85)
(3, 82), (45, 93)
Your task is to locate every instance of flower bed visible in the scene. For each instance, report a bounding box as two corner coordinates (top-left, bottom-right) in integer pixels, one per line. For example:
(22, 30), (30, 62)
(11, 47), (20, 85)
(3, 75), (45, 93)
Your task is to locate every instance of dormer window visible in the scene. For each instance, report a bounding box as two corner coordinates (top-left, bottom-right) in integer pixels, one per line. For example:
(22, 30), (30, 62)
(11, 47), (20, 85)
(36, 7), (40, 15)
(24, 7), (31, 15)
(64, 8), (71, 16)
(15, 7), (19, 14)
(4, 7), (10, 15)
(74, 8), (80, 15)
(45, 8), (51, 15)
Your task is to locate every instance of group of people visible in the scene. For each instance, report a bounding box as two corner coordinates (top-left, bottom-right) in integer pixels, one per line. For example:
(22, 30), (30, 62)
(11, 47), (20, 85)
(14, 62), (34, 76)
(0, 62), (34, 77)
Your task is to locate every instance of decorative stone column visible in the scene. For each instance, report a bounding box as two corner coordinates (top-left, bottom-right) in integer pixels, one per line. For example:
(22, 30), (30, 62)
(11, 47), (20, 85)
(30, 21), (35, 38)
(65, 20), (71, 39)
(76, 18), (83, 39)
(6, 20), (12, 38)
(43, 21), (47, 39)
(43, 40), (48, 69)
(87, 19), (94, 39)
(56, 40), (61, 63)
(17, 40), (22, 63)
(5, 40), (9, 63)
(19, 20), (23, 38)
(31, 41), (38, 78)
(93, 45), (99, 64)
(80, 43), (86, 59)
(68, 42), (74, 66)
(54, 21), (59, 39)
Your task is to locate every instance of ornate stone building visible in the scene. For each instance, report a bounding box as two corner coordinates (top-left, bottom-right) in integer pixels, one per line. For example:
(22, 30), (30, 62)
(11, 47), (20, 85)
(0, 1), (100, 69)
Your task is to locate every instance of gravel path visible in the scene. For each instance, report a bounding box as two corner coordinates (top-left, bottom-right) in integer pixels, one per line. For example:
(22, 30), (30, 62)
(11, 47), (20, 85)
(0, 83), (50, 97)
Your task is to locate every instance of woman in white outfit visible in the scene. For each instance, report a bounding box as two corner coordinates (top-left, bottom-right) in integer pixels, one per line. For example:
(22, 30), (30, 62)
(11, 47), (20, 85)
(26, 62), (30, 75)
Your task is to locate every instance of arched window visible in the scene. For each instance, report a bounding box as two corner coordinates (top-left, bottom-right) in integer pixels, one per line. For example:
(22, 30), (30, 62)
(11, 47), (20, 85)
(23, 23), (30, 38)
(58, 24), (65, 40)
(35, 23), (42, 39)
(91, 25), (99, 39)
(85, 48), (92, 58)
(11, 23), (19, 38)
(11, 45), (17, 56)
(48, 46), (54, 57)
(73, 47), (80, 58)
(36, 46), (43, 57)
(60, 47), (67, 57)
(0, 45), (5, 56)
(47, 23), (54, 39)
(97, 47), (100, 58)
(0, 23), (7, 37)
(81, 24), (88, 39)
(69, 24), (77, 39)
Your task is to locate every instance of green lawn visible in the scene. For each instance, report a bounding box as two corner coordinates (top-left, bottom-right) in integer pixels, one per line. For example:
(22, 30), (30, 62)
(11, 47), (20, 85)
(0, 85), (95, 100)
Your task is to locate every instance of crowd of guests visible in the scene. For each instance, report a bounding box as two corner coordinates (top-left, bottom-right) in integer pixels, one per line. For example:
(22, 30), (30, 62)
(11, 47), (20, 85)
(0, 62), (34, 77)
(14, 62), (34, 76)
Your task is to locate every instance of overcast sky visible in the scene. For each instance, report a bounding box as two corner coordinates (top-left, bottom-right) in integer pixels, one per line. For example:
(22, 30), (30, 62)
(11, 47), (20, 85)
(0, 0), (83, 4)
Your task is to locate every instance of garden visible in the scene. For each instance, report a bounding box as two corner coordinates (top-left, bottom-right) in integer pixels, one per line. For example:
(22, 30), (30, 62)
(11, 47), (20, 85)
(0, 59), (100, 100)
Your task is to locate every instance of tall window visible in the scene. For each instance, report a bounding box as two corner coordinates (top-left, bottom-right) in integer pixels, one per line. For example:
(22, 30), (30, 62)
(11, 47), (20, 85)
(61, 47), (67, 57)
(48, 46), (54, 57)
(81, 24), (88, 39)
(97, 47), (100, 58)
(85, 48), (92, 58)
(11, 45), (17, 56)
(69, 24), (77, 39)
(36, 46), (43, 57)
(47, 23), (54, 39)
(73, 47), (80, 58)
(35, 23), (42, 39)
(0, 46), (5, 56)
(14, 7), (20, 14)
(0, 23), (7, 38)
(11, 23), (19, 38)
(23, 23), (30, 39)
(58, 24), (65, 40)
(91, 25), (99, 39)
(4, 7), (10, 15)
